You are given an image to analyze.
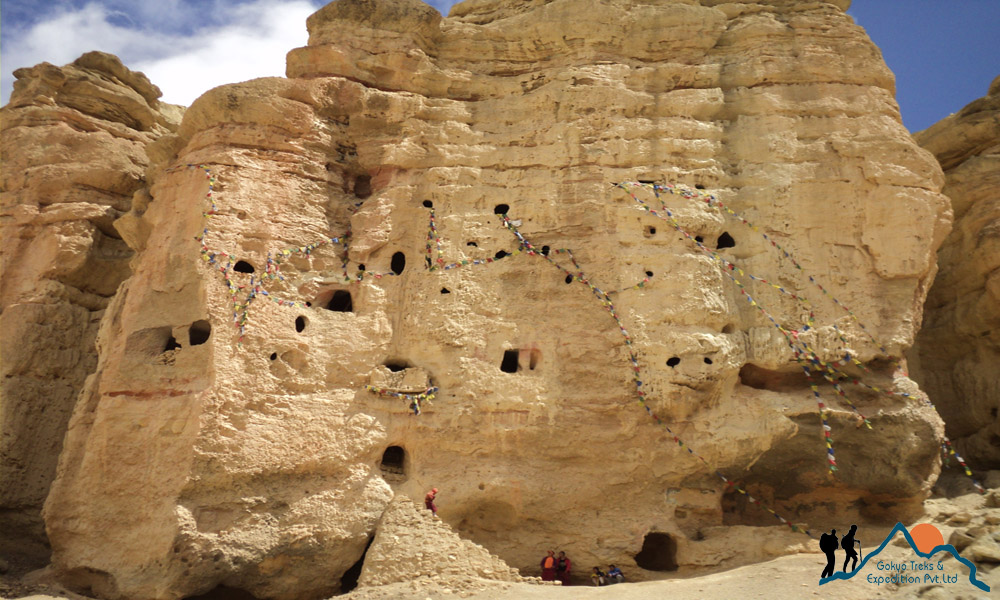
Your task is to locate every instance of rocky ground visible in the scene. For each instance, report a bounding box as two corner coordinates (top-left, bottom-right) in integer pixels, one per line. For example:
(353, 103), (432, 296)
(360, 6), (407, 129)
(5, 471), (998, 600)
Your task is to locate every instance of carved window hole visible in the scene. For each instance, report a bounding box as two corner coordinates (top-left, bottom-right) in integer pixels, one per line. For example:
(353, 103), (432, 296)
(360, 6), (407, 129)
(295, 316), (307, 333)
(233, 260), (254, 274)
(391, 252), (406, 275)
(326, 290), (353, 312)
(189, 320), (211, 346)
(666, 357), (681, 368)
(380, 445), (406, 475)
(500, 350), (520, 373)
(716, 232), (735, 249)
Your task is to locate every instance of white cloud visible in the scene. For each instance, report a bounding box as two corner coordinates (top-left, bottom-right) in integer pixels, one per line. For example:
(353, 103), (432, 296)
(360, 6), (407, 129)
(2, 0), (319, 107)
(1, 0), (464, 108)
(134, 1), (318, 106)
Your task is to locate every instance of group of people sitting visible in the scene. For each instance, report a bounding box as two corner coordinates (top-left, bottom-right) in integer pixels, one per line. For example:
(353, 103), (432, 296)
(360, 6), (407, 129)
(590, 565), (625, 586)
(539, 551), (626, 586)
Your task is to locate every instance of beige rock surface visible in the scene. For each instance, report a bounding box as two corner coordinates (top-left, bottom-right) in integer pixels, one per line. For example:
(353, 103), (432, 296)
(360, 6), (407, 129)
(10, 477), (1000, 599)
(357, 495), (527, 589)
(21, 1), (958, 599)
(909, 75), (1000, 469)
(0, 51), (180, 561)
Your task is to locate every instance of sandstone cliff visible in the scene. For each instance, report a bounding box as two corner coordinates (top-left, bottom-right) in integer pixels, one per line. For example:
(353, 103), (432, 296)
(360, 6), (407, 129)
(0, 52), (181, 562)
(4, 1), (958, 598)
(910, 76), (1000, 469)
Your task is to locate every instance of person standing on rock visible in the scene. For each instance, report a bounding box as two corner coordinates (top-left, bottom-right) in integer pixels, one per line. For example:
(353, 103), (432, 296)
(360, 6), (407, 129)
(540, 550), (557, 581)
(819, 529), (838, 578)
(424, 488), (439, 517)
(556, 551), (572, 585)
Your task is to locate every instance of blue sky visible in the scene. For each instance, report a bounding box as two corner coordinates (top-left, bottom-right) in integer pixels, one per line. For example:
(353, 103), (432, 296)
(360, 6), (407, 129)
(2, 1), (997, 132)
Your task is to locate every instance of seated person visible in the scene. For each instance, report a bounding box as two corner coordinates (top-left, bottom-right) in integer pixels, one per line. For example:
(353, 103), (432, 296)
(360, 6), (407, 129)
(607, 565), (624, 583)
(590, 566), (606, 586)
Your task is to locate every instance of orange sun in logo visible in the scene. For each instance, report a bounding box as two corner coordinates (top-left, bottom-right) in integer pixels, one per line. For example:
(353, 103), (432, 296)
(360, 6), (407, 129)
(909, 523), (945, 554)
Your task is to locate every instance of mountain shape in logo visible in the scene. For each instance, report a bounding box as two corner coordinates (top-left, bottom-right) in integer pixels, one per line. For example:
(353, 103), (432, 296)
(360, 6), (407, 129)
(819, 522), (989, 592)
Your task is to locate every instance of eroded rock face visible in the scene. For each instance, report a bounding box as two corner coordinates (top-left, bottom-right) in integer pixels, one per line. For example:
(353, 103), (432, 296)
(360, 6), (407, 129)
(357, 496), (526, 589)
(910, 76), (1000, 469)
(0, 51), (180, 560)
(40, 1), (950, 598)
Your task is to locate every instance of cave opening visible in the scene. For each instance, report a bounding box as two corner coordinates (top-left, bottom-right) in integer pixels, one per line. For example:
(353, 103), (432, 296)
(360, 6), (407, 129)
(440, 287), (451, 294)
(716, 232), (735, 249)
(634, 532), (678, 571)
(384, 360), (409, 372)
(666, 357), (680, 367)
(541, 245), (550, 256)
(494, 250), (508, 259)
(380, 445), (406, 475)
(232, 260), (254, 274)
(494, 203), (509, 214)
(500, 350), (520, 373)
(353, 175), (372, 199)
(564, 274), (573, 284)
(339, 537), (374, 594)
(739, 363), (811, 391)
(422, 200), (433, 208)
(645, 226), (657, 237)
(391, 252), (406, 275)
(164, 335), (181, 352)
(189, 320), (211, 346)
(327, 290), (353, 312)
(295, 316), (307, 333)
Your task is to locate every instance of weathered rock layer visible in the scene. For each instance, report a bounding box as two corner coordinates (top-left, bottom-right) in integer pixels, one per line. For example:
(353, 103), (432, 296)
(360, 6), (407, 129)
(911, 75), (1000, 468)
(10, 1), (956, 598)
(0, 51), (180, 561)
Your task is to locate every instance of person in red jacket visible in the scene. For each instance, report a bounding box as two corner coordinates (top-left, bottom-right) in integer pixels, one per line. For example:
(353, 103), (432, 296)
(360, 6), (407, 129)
(424, 488), (438, 516)
(556, 551), (572, 585)
(540, 550), (557, 581)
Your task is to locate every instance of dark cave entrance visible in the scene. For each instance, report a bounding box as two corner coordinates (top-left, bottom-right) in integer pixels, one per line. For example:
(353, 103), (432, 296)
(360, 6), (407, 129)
(634, 532), (678, 571)
(189, 320), (212, 345)
(716, 232), (735, 249)
(500, 350), (520, 373)
(380, 445), (406, 476)
(390, 251), (406, 275)
(326, 290), (353, 312)
(232, 260), (255, 274)
(339, 537), (375, 594)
